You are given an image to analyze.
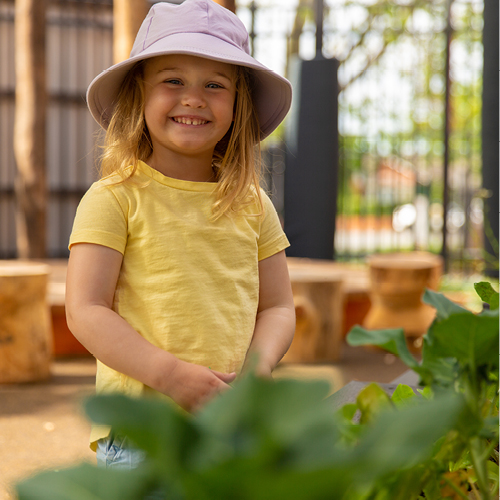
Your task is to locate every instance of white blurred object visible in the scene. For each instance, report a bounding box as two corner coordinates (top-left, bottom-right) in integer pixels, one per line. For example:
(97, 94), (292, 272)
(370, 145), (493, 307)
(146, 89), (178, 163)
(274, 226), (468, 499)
(414, 194), (430, 248)
(447, 202), (465, 232)
(392, 203), (417, 232)
(429, 203), (443, 231)
(469, 197), (484, 225)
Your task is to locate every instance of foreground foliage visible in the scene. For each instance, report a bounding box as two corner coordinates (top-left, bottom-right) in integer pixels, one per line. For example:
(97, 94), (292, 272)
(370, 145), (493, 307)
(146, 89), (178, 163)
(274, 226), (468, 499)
(17, 283), (498, 500)
(347, 282), (499, 499)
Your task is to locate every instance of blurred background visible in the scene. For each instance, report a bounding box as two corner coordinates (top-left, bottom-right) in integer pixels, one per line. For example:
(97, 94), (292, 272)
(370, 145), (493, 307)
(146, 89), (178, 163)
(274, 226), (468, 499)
(0, 0), (497, 278)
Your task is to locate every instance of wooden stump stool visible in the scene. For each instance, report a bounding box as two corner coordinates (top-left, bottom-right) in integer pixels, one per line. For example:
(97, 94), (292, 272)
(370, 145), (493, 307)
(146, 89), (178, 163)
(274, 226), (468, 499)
(363, 252), (443, 351)
(0, 261), (53, 383)
(283, 260), (344, 363)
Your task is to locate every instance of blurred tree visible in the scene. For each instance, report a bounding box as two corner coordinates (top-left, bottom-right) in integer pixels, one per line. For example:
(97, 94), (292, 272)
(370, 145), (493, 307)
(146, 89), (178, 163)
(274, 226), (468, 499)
(113, 0), (148, 64)
(213, 0), (236, 13)
(14, 0), (47, 259)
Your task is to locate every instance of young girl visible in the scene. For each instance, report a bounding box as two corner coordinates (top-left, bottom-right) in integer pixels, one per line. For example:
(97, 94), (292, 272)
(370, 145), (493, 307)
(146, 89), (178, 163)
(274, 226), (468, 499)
(66, 0), (295, 467)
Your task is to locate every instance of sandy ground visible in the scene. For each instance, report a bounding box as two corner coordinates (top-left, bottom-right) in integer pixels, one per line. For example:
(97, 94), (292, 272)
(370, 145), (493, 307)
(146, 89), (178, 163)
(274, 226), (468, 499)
(0, 345), (407, 500)
(0, 359), (96, 500)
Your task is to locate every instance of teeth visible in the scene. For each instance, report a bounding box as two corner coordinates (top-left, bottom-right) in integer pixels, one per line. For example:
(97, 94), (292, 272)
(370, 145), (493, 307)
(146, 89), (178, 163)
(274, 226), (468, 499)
(174, 117), (207, 125)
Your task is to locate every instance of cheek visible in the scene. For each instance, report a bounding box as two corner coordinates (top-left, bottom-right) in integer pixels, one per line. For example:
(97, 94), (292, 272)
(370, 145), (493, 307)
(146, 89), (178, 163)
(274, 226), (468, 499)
(221, 96), (236, 125)
(145, 89), (172, 113)
(144, 95), (168, 129)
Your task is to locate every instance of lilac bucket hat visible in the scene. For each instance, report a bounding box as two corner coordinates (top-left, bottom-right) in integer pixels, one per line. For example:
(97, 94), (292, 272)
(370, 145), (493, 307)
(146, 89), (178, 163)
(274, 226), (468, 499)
(86, 0), (292, 139)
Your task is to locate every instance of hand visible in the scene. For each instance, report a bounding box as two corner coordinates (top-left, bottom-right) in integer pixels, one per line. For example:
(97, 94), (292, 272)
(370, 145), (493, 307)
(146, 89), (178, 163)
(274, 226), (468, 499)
(160, 359), (236, 413)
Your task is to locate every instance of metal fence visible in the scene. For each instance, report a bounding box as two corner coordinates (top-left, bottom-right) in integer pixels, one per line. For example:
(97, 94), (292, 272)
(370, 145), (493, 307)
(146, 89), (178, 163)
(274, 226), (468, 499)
(249, 0), (484, 274)
(0, 0), (486, 275)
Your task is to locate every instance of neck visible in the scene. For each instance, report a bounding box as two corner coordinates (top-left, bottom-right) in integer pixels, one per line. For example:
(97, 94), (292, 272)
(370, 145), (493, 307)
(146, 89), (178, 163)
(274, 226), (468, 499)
(146, 150), (216, 182)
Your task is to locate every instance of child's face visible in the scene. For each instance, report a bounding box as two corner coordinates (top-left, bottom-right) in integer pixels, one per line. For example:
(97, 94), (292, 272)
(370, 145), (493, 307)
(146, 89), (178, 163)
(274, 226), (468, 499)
(143, 54), (236, 166)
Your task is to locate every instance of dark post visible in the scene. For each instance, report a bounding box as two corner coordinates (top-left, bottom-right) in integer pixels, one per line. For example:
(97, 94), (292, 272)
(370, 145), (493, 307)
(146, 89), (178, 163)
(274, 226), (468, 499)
(284, 0), (339, 259)
(441, 0), (453, 272)
(249, 1), (256, 57)
(481, 0), (499, 277)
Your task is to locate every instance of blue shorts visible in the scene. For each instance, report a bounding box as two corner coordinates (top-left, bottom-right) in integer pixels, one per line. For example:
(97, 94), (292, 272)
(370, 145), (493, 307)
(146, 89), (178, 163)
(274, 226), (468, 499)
(96, 434), (146, 470)
(96, 436), (165, 498)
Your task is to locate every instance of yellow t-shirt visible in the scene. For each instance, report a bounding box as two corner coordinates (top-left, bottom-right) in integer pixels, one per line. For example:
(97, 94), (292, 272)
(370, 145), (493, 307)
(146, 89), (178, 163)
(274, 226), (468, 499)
(69, 161), (289, 448)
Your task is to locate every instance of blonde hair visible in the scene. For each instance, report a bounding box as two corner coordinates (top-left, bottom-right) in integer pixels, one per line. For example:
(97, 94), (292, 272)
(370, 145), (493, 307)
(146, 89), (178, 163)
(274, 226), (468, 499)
(99, 60), (263, 219)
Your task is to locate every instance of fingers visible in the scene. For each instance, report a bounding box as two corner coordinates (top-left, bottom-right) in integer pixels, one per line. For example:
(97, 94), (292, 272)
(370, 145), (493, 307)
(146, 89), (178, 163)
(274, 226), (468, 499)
(189, 369), (235, 413)
(210, 369), (237, 384)
(170, 365), (236, 413)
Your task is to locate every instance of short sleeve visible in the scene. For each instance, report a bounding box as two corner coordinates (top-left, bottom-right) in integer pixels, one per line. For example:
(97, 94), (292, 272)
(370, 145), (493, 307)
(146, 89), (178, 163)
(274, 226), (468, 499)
(69, 182), (128, 254)
(257, 192), (290, 261)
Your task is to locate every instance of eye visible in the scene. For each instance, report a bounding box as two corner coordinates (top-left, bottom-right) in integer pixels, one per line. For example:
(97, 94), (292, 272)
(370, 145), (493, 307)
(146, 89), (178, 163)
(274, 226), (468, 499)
(165, 79), (182, 85)
(206, 82), (223, 89)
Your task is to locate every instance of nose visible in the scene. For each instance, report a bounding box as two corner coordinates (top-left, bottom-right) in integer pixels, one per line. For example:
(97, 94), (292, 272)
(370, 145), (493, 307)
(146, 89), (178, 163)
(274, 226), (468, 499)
(181, 86), (206, 108)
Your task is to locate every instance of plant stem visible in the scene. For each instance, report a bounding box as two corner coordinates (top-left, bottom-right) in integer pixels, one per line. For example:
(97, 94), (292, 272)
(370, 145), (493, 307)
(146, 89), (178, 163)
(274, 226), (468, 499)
(469, 437), (492, 500)
(469, 479), (481, 500)
(485, 392), (499, 419)
(483, 439), (499, 464)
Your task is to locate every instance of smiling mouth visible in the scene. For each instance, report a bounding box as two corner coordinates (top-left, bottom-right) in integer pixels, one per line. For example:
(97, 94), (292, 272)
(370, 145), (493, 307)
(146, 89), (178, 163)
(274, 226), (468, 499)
(172, 117), (209, 126)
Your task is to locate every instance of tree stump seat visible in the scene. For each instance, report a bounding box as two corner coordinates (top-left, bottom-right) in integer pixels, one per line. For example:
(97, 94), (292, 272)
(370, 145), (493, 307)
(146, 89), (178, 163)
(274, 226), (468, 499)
(284, 258), (345, 363)
(363, 252), (443, 351)
(0, 261), (53, 383)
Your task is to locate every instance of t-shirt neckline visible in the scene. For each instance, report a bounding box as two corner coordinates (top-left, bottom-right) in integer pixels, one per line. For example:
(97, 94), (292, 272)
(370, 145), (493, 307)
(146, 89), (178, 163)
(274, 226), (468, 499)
(137, 160), (217, 193)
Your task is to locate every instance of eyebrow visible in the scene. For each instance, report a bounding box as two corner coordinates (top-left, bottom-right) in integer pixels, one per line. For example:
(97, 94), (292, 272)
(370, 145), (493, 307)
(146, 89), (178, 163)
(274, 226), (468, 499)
(157, 67), (180, 73)
(157, 67), (233, 80)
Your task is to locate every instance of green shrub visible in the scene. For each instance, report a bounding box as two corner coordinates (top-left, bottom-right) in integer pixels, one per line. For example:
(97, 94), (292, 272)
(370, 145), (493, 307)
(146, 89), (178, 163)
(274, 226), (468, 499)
(17, 283), (498, 500)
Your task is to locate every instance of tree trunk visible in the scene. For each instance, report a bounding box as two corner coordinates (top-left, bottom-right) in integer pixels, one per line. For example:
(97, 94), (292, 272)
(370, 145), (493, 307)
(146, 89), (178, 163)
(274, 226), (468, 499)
(212, 0), (236, 13)
(113, 0), (148, 64)
(286, 0), (310, 78)
(14, 0), (47, 259)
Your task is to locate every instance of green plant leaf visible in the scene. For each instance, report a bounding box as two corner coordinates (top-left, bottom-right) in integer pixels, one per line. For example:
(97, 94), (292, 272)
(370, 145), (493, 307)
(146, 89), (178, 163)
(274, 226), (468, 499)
(422, 472), (444, 500)
(338, 403), (358, 422)
(422, 289), (469, 320)
(16, 463), (155, 500)
(416, 386), (433, 400)
(346, 325), (419, 369)
(85, 394), (200, 480)
(346, 393), (464, 482)
(417, 354), (459, 389)
(356, 383), (392, 424)
(189, 461), (353, 500)
(391, 384), (417, 408)
(368, 465), (431, 500)
(474, 282), (499, 310)
(195, 375), (341, 471)
(191, 375), (353, 499)
(487, 459), (499, 482)
(423, 312), (499, 370)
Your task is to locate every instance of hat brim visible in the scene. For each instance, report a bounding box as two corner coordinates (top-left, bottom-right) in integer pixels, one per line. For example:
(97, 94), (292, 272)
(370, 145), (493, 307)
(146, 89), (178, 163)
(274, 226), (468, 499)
(86, 32), (292, 140)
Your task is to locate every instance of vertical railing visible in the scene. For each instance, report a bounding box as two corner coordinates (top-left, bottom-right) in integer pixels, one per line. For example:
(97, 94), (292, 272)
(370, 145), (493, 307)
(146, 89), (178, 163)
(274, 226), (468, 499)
(240, 0), (484, 273)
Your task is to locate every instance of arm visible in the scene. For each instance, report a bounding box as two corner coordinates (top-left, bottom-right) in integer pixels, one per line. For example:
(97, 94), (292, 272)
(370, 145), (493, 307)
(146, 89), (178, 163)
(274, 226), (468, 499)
(242, 250), (296, 377)
(66, 243), (235, 412)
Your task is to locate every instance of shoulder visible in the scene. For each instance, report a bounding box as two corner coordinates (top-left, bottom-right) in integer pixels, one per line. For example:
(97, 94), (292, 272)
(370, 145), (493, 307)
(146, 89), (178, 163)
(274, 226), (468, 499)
(256, 188), (281, 219)
(97, 165), (138, 189)
(243, 186), (274, 214)
(77, 174), (133, 219)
